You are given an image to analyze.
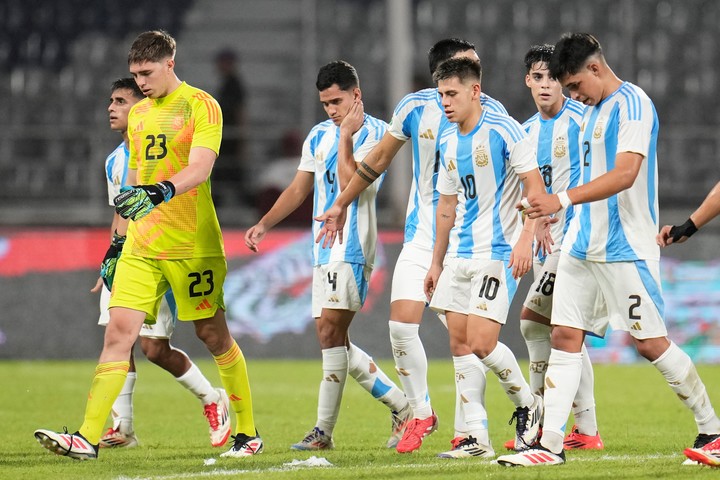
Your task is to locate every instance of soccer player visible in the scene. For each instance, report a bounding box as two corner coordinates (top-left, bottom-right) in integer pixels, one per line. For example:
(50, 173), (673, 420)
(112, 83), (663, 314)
(89, 78), (230, 449)
(244, 60), (411, 451)
(34, 30), (262, 460)
(497, 33), (720, 467)
(500, 45), (603, 451)
(316, 38), (509, 457)
(423, 57), (545, 455)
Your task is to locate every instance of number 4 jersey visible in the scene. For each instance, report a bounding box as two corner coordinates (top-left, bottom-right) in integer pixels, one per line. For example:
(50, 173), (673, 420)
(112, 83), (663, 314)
(125, 82), (225, 260)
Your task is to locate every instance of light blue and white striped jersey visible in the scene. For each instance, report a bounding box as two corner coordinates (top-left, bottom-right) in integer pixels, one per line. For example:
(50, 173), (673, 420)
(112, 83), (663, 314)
(522, 98), (585, 246)
(562, 82), (660, 262)
(437, 110), (538, 260)
(105, 142), (129, 205)
(298, 114), (387, 267)
(388, 88), (508, 250)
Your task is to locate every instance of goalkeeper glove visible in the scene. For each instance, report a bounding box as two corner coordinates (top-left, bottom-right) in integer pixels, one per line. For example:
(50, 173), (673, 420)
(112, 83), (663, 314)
(669, 218), (698, 242)
(114, 180), (176, 221)
(100, 231), (126, 289)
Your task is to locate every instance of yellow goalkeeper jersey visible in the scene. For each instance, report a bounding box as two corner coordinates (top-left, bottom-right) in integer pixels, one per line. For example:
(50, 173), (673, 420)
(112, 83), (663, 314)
(125, 82), (224, 259)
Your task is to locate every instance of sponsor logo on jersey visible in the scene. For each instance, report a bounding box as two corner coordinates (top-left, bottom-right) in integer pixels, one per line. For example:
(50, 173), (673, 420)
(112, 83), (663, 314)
(419, 129), (435, 140)
(328, 294), (340, 303)
(446, 159), (457, 172)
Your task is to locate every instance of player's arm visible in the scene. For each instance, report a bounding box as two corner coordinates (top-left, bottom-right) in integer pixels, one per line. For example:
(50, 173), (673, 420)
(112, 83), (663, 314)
(337, 100), (365, 190)
(510, 168), (543, 279)
(657, 180), (720, 246)
(424, 192), (456, 302)
(523, 152), (643, 218)
(315, 132), (405, 247)
(245, 171), (315, 252)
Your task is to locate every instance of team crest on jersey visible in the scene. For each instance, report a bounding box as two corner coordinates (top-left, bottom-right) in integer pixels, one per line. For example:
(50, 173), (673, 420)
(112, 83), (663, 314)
(593, 120), (604, 139)
(553, 136), (567, 158)
(446, 159), (457, 172)
(315, 152), (325, 163)
(173, 116), (184, 130)
(473, 146), (489, 167)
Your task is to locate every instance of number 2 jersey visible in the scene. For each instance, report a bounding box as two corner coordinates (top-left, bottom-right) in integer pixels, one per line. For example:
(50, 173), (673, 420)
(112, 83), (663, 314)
(436, 110), (538, 260)
(388, 88), (508, 251)
(562, 82), (660, 263)
(299, 114), (387, 268)
(522, 98), (585, 247)
(125, 82), (224, 260)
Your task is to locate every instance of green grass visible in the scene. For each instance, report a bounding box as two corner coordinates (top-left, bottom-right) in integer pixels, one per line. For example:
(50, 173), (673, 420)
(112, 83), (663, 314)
(3, 359), (720, 479)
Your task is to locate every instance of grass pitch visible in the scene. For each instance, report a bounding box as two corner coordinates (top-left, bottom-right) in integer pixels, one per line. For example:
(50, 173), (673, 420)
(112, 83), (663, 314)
(3, 358), (720, 479)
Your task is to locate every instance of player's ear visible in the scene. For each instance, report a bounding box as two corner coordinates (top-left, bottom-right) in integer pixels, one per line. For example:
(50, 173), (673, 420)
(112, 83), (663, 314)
(353, 87), (361, 101)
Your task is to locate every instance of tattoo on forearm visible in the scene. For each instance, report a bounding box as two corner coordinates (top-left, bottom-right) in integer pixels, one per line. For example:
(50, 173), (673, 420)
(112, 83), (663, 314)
(356, 168), (375, 183)
(360, 161), (381, 179)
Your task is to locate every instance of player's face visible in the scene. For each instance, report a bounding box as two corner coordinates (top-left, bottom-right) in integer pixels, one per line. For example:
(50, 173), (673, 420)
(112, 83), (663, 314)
(437, 76), (479, 124)
(318, 84), (359, 126)
(525, 61), (563, 113)
(129, 58), (174, 99)
(108, 88), (141, 132)
(561, 62), (603, 106)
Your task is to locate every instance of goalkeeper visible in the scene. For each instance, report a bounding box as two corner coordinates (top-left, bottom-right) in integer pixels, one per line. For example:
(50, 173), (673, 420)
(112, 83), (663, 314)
(657, 181), (720, 246)
(35, 30), (262, 461)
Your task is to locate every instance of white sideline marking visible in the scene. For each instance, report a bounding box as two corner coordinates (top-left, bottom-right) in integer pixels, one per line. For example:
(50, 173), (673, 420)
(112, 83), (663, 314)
(115, 454), (686, 480)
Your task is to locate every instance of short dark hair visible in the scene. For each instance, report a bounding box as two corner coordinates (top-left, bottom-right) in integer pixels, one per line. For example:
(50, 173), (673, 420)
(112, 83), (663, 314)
(432, 57), (482, 85)
(524, 44), (555, 73)
(111, 77), (143, 99)
(128, 30), (176, 65)
(549, 33), (603, 80)
(428, 38), (476, 76)
(316, 60), (359, 92)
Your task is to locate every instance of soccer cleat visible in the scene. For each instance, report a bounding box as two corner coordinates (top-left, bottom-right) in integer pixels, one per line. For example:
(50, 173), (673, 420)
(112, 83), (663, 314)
(99, 427), (139, 448)
(387, 403), (413, 448)
(396, 411), (438, 453)
(204, 388), (232, 447)
(497, 446), (565, 467)
(683, 434), (720, 467)
(34, 428), (99, 460)
(563, 425), (604, 450)
(437, 435), (495, 459)
(220, 432), (264, 458)
(504, 426), (543, 451)
(290, 427), (334, 451)
(509, 394), (543, 450)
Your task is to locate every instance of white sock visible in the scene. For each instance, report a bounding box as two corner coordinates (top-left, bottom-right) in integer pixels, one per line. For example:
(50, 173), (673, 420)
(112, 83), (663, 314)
(348, 342), (408, 412)
(520, 319), (551, 396)
(316, 346), (348, 437)
(176, 360), (219, 405)
(572, 344), (598, 435)
(111, 372), (136, 433)
(453, 354), (489, 445)
(652, 341), (720, 434)
(481, 342), (534, 408)
(541, 348), (583, 453)
(389, 321), (432, 419)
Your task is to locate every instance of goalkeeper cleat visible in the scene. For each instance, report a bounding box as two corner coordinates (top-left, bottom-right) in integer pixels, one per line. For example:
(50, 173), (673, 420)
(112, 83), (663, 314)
(497, 446), (565, 467)
(34, 428), (99, 460)
(563, 425), (604, 450)
(437, 435), (495, 459)
(204, 388), (232, 447)
(387, 403), (413, 448)
(99, 427), (139, 448)
(396, 411), (438, 453)
(509, 394), (543, 450)
(290, 427), (334, 450)
(220, 432), (264, 458)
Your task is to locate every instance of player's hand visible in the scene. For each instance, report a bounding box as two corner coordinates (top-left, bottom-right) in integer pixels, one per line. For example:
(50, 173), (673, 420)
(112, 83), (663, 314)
(315, 204), (346, 248)
(424, 264), (443, 303)
(519, 192), (561, 219)
(114, 181), (175, 221)
(340, 99), (365, 136)
(508, 236), (533, 279)
(657, 219), (697, 247)
(100, 231), (126, 289)
(90, 277), (103, 293)
(535, 216), (558, 257)
(245, 224), (267, 252)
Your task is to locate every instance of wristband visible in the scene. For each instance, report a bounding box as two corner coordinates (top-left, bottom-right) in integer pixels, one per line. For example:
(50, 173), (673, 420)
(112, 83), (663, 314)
(557, 191), (572, 209)
(669, 218), (698, 242)
(520, 198), (531, 210)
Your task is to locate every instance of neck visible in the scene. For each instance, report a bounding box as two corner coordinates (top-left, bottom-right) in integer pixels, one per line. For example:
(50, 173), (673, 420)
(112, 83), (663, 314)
(458, 104), (483, 135)
(122, 131), (129, 146)
(599, 67), (624, 102)
(538, 97), (565, 120)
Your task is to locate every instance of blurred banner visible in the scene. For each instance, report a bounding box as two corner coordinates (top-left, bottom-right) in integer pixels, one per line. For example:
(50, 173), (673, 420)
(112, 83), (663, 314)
(1, 228), (718, 363)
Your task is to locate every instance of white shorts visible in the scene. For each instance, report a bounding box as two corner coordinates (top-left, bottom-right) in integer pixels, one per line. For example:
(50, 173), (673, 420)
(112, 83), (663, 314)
(390, 243), (433, 303)
(429, 257), (518, 324)
(551, 253), (667, 339)
(99, 286), (177, 339)
(311, 262), (372, 318)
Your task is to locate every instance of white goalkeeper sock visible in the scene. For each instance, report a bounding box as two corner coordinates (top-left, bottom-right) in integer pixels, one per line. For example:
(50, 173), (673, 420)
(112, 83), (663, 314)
(111, 372), (136, 433)
(175, 360), (219, 405)
(316, 346), (348, 437)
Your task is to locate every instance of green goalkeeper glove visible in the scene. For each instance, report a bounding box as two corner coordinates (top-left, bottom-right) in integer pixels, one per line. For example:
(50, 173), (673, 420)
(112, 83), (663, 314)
(114, 181), (176, 221)
(100, 231), (126, 289)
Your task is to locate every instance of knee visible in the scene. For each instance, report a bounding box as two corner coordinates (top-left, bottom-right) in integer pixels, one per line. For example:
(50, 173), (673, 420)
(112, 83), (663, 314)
(550, 326), (583, 352)
(470, 337), (496, 359)
(140, 339), (168, 364)
(316, 322), (345, 349)
(634, 337), (670, 361)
